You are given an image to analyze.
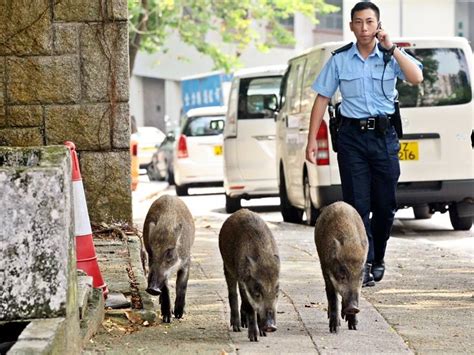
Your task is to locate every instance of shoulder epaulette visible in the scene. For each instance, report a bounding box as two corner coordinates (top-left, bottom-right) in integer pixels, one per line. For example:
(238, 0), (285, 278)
(331, 42), (353, 56)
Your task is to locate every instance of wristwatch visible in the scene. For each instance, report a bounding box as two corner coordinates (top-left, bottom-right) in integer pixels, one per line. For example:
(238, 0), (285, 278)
(387, 44), (397, 55)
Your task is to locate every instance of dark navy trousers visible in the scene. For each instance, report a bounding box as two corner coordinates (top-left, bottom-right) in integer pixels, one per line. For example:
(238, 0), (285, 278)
(336, 120), (400, 264)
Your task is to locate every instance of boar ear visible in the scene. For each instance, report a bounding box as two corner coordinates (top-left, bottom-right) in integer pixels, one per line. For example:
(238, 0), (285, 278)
(274, 254), (280, 264)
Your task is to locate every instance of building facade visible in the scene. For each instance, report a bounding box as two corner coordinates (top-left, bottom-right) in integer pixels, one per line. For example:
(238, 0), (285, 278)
(130, 0), (472, 132)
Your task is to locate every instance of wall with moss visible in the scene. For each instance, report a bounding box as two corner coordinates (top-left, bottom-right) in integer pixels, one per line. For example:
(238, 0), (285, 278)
(0, 0), (131, 223)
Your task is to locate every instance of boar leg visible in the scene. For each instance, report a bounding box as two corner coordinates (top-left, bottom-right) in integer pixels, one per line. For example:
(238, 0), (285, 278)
(324, 275), (340, 333)
(346, 313), (358, 330)
(159, 281), (172, 323)
(238, 283), (248, 328)
(224, 267), (241, 332)
(174, 262), (190, 319)
(239, 282), (259, 341)
(257, 314), (267, 337)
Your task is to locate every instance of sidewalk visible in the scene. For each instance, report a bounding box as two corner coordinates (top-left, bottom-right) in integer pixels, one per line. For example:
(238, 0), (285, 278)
(84, 208), (411, 354)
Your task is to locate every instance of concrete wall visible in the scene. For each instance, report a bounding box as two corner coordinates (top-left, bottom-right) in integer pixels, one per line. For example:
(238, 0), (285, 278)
(0, 0), (131, 223)
(456, 1), (474, 44)
(164, 80), (182, 133)
(129, 75), (145, 127)
(142, 77), (165, 131)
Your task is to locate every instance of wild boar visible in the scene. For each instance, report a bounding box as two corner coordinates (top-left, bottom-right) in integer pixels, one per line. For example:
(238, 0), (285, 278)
(314, 201), (368, 333)
(143, 195), (195, 323)
(219, 209), (280, 342)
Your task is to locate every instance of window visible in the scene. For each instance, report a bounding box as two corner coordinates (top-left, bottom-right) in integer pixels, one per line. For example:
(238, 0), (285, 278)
(286, 60), (306, 114)
(183, 116), (225, 136)
(316, 0), (342, 31)
(238, 76), (283, 119)
(397, 48), (472, 107)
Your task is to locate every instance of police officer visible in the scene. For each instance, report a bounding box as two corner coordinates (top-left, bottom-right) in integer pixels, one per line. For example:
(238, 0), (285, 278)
(306, 2), (423, 287)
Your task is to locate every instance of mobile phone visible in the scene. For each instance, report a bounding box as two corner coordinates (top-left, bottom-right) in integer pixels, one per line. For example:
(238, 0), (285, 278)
(375, 21), (382, 38)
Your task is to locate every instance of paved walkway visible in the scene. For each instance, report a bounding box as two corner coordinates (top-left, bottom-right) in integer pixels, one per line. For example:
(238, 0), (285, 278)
(85, 213), (414, 354)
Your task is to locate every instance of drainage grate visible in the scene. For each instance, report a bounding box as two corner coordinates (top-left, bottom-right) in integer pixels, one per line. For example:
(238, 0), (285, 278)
(0, 322), (29, 354)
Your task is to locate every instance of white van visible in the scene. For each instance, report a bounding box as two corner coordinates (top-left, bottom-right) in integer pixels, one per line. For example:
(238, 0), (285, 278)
(223, 65), (287, 213)
(276, 37), (473, 230)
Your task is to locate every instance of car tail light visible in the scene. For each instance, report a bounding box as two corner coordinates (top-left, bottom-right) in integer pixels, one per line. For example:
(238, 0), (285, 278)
(177, 134), (189, 158)
(394, 42), (412, 48)
(316, 120), (329, 165)
(131, 141), (138, 156)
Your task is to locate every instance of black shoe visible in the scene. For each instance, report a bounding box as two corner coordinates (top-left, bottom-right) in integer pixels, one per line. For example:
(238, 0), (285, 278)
(362, 263), (375, 287)
(372, 261), (385, 282)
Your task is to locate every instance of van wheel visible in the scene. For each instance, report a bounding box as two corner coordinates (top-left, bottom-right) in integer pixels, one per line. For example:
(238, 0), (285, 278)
(225, 194), (241, 213)
(146, 163), (161, 181)
(175, 184), (188, 196)
(279, 166), (303, 223)
(303, 174), (318, 226)
(449, 203), (472, 231)
(413, 205), (433, 219)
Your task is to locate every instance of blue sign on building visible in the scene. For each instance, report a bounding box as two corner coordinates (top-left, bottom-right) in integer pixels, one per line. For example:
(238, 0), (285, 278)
(181, 72), (233, 113)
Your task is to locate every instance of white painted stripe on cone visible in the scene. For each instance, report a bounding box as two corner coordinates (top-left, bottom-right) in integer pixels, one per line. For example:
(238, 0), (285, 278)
(73, 180), (92, 236)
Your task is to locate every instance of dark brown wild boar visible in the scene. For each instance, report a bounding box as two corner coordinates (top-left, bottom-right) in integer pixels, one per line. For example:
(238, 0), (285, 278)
(314, 201), (367, 333)
(143, 195), (195, 323)
(219, 209), (280, 342)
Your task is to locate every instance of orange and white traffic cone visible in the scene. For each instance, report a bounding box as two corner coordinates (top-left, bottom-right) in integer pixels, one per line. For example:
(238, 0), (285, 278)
(65, 141), (108, 298)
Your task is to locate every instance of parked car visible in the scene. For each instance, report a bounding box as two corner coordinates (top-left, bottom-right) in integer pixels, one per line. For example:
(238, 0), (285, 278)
(131, 126), (166, 170)
(173, 106), (227, 196)
(223, 65), (287, 213)
(276, 37), (474, 230)
(147, 130), (177, 184)
(130, 116), (139, 191)
(130, 137), (139, 191)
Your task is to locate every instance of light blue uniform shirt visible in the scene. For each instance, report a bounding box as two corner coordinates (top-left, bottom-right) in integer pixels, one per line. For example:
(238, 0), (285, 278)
(312, 43), (423, 118)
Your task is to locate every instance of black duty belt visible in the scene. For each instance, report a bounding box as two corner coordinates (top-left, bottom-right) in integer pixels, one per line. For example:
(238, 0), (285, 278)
(341, 114), (393, 134)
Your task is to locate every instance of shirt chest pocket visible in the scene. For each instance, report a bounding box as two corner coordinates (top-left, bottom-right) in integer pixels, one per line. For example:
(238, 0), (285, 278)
(339, 71), (363, 98)
(372, 67), (397, 98)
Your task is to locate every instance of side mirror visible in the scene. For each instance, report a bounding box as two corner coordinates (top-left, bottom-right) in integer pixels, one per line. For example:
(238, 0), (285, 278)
(264, 94), (279, 112)
(166, 132), (175, 141)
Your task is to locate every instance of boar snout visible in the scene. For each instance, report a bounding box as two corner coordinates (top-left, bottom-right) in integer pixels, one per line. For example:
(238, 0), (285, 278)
(262, 310), (277, 332)
(146, 286), (162, 296)
(147, 271), (166, 296)
(342, 304), (360, 316)
(264, 322), (277, 332)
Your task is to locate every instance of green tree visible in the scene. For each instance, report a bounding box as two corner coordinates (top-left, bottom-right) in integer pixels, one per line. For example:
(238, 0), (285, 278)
(128, 0), (338, 74)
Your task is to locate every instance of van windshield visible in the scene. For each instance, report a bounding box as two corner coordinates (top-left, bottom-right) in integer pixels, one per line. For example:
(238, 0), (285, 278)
(397, 48), (472, 107)
(238, 76), (283, 119)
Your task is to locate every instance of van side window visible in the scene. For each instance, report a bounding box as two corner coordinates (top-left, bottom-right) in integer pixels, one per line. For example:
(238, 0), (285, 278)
(279, 66), (291, 109)
(238, 76), (283, 119)
(301, 51), (323, 113)
(397, 48), (472, 107)
(287, 60), (306, 114)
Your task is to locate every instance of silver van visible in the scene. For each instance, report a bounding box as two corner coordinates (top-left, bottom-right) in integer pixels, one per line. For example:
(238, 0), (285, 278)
(276, 37), (473, 230)
(223, 65), (287, 213)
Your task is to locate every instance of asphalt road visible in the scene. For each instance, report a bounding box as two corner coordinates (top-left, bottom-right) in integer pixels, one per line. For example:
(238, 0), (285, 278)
(118, 176), (473, 354)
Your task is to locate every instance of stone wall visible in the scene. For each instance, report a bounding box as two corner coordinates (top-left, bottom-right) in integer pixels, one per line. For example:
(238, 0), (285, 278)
(0, 0), (131, 223)
(0, 146), (76, 320)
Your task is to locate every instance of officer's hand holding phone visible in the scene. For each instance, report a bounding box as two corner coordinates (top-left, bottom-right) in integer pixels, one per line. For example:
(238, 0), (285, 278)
(375, 22), (394, 51)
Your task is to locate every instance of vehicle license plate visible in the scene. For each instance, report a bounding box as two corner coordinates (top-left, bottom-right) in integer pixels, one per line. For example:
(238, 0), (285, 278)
(398, 141), (419, 161)
(214, 145), (223, 155)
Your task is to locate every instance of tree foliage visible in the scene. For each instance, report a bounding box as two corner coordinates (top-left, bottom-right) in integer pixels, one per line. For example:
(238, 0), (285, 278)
(128, 0), (338, 74)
